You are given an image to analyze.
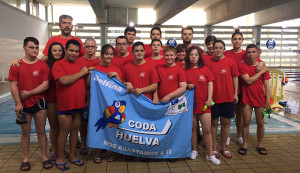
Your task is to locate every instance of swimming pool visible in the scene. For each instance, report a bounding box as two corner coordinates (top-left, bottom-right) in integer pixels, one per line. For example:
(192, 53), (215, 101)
(1, 95), (300, 145)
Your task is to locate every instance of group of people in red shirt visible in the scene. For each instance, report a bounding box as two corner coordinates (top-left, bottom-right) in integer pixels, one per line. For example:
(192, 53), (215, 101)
(9, 14), (271, 171)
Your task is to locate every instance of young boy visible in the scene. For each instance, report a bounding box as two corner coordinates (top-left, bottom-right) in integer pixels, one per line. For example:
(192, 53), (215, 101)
(123, 42), (160, 100)
(153, 46), (187, 104)
(145, 39), (165, 69)
(52, 39), (93, 170)
(122, 41), (160, 161)
(8, 37), (52, 171)
(238, 44), (270, 155)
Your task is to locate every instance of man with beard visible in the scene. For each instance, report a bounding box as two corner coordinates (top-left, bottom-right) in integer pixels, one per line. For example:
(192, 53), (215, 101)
(42, 15), (85, 60)
(181, 26), (204, 54)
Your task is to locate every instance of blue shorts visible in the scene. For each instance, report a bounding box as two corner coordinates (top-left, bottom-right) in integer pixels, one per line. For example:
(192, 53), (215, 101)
(57, 107), (86, 116)
(211, 102), (235, 119)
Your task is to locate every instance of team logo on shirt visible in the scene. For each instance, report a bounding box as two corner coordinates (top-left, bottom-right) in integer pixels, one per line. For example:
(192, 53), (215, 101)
(33, 70), (39, 76)
(221, 68), (227, 74)
(168, 75), (174, 80)
(139, 72), (145, 77)
(199, 75), (205, 82)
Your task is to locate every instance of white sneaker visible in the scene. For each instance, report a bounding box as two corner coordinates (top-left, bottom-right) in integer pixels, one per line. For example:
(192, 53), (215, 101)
(190, 150), (198, 160)
(206, 155), (221, 165)
(235, 137), (243, 145)
(226, 136), (231, 146)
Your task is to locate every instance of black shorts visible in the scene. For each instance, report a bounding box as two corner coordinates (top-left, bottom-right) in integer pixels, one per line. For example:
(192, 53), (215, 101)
(237, 94), (242, 105)
(23, 98), (47, 114)
(211, 102), (235, 119)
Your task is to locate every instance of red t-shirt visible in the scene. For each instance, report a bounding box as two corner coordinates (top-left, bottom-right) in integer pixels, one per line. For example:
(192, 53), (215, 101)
(144, 44), (165, 58)
(185, 66), (214, 113)
(42, 35), (85, 57)
(8, 59), (50, 108)
(205, 57), (239, 103)
(157, 64), (186, 100)
(52, 58), (86, 111)
(77, 57), (100, 68)
(46, 75), (56, 103)
(122, 61), (160, 99)
(94, 64), (123, 81)
(239, 62), (271, 107)
(201, 53), (214, 65)
(224, 50), (246, 66)
(112, 53), (134, 71)
(146, 57), (166, 69)
(175, 62), (186, 69)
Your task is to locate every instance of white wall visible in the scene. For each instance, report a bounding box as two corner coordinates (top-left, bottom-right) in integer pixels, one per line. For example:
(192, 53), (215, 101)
(0, 1), (48, 81)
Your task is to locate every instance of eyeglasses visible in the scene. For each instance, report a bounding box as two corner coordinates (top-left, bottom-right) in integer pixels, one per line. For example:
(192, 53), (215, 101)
(85, 46), (96, 49)
(116, 43), (127, 46)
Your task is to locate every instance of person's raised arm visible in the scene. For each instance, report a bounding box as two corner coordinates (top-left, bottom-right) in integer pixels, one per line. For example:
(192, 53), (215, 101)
(241, 66), (268, 85)
(57, 66), (89, 86)
(161, 82), (187, 103)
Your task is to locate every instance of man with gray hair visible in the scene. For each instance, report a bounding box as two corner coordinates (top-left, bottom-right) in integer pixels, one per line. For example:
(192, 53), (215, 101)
(42, 15), (85, 60)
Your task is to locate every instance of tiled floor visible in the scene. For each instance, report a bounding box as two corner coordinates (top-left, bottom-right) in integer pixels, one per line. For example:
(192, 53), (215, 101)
(0, 82), (300, 173)
(1, 134), (300, 173)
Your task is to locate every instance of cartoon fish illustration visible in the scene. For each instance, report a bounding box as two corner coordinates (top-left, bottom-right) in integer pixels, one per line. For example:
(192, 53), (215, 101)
(94, 101), (126, 132)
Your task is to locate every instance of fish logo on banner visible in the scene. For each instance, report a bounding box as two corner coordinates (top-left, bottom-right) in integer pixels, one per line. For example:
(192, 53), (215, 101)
(165, 93), (188, 115)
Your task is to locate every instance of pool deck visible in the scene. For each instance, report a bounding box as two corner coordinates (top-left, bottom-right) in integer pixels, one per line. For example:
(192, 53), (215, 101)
(0, 82), (300, 172)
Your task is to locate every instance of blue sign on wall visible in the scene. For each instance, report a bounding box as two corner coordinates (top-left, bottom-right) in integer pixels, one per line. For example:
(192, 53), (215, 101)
(266, 39), (276, 50)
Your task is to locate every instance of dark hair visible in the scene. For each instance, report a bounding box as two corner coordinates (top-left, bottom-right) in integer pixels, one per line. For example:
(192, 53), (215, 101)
(59, 14), (73, 24)
(205, 35), (217, 45)
(24, 37), (39, 47)
(151, 26), (162, 35)
(101, 44), (115, 57)
(185, 46), (204, 69)
(176, 44), (187, 53)
(231, 29), (244, 40)
(151, 39), (162, 46)
(213, 40), (226, 49)
(132, 42), (144, 52)
(46, 42), (65, 69)
(65, 39), (81, 51)
(246, 44), (259, 52)
(116, 35), (128, 44)
(164, 45), (176, 54)
(124, 27), (136, 35)
(181, 26), (194, 34)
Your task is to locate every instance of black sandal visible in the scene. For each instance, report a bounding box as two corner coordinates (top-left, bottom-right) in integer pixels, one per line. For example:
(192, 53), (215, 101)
(20, 162), (30, 171)
(256, 147), (267, 155)
(238, 147), (247, 155)
(43, 160), (53, 169)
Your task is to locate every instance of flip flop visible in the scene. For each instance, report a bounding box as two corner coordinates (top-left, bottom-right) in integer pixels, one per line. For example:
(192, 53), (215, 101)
(94, 157), (102, 164)
(54, 162), (69, 171)
(20, 162), (30, 171)
(69, 158), (84, 166)
(238, 148), (247, 155)
(43, 160), (53, 169)
(212, 150), (220, 159)
(220, 150), (232, 159)
(108, 156), (117, 162)
(256, 147), (267, 155)
(79, 147), (89, 154)
(48, 153), (58, 161)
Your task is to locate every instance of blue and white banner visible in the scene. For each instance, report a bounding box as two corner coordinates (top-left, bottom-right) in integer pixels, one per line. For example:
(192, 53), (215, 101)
(87, 70), (194, 158)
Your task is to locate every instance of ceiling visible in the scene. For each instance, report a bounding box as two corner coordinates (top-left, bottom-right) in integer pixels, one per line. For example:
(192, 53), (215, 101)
(40, 0), (220, 9)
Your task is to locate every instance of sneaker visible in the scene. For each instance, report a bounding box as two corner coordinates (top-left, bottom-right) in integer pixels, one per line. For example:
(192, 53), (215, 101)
(235, 137), (243, 145)
(206, 155), (221, 165)
(226, 136), (231, 146)
(190, 150), (198, 160)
